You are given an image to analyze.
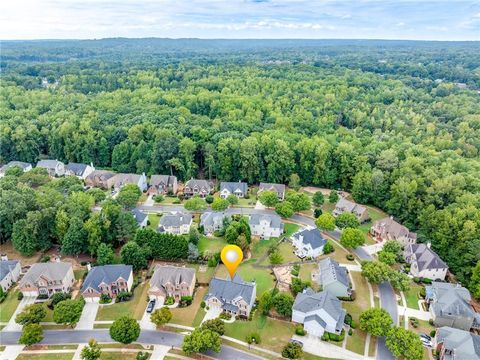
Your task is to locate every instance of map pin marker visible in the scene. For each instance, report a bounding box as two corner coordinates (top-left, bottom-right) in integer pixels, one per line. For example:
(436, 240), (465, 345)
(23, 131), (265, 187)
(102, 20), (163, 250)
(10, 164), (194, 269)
(221, 245), (243, 280)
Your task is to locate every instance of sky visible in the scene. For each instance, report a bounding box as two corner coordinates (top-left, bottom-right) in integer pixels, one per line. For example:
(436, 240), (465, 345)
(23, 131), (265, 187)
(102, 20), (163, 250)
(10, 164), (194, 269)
(1, 0), (479, 41)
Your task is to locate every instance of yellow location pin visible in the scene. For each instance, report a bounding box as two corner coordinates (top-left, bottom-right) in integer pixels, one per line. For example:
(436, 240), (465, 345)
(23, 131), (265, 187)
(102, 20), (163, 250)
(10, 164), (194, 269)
(221, 245), (243, 279)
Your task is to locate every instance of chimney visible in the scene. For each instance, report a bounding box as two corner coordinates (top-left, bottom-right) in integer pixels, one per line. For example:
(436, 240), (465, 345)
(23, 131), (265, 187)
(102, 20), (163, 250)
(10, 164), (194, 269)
(427, 242), (431, 249)
(86, 263), (92, 272)
(390, 215), (394, 220)
(1, 254), (8, 261)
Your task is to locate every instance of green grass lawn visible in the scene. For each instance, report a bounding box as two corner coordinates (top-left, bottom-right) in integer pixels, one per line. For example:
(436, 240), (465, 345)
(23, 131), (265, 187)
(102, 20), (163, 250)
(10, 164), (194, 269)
(74, 269), (87, 281)
(224, 312), (296, 352)
(100, 352), (146, 360)
(43, 303), (54, 322)
(317, 240), (350, 263)
(170, 286), (207, 327)
(198, 235), (226, 255)
(346, 328), (368, 355)
(404, 282), (423, 310)
(321, 202), (335, 213)
(96, 282), (149, 321)
(251, 223), (300, 261)
(162, 196), (183, 205)
(16, 355), (74, 360)
(186, 263), (216, 284)
(215, 261), (275, 296)
(358, 207), (388, 245)
(148, 213), (161, 230)
(234, 198), (256, 207)
(276, 242), (299, 263)
(298, 263), (318, 282)
(0, 290), (20, 322)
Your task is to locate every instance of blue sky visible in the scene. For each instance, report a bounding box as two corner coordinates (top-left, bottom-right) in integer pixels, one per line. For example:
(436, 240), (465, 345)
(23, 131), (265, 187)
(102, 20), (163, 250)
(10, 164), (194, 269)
(1, 0), (479, 40)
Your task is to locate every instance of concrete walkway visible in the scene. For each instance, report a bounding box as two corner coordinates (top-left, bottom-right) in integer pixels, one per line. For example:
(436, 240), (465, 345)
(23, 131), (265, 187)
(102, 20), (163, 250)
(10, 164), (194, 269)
(0, 345), (24, 360)
(2, 296), (36, 332)
(292, 334), (369, 360)
(72, 343), (87, 360)
(75, 302), (99, 330)
(397, 306), (432, 321)
(201, 307), (222, 324)
(151, 345), (171, 359)
(363, 242), (385, 255)
(342, 263), (362, 272)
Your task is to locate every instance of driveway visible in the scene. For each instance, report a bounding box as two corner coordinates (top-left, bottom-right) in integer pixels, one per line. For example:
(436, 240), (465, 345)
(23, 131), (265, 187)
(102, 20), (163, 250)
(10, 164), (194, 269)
(140, 298), (164, 330)
(0, 345), (24, 360)
(75, 302), (99, 330)
(292, 334), (365, 360)
(201, 307), (222, 324)
(2, 296), (36, 332)
(144, 194), (155, 206)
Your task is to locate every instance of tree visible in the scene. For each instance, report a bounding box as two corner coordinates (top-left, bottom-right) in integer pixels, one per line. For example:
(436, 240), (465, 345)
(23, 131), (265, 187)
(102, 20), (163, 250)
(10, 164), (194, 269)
(340, 228), (365, 248)
(87, 188), (106, 204)
(389, 271), (411, 291)
(273, 292), (294, 317)
(383, 240), (403, 255)
(110, 316), (141, 344)
(188, 227), (200, 245)
(49, 292), (71, 308)
(81, 339), (102, 360)
(282, 342), (303, 359)
(335, 212), (360, 229)
(470, 260), (480, 300)
(386, 327), (424, 360)
(96, 243), (114, 265)
(288, 173), (301, 191)
(269, 249), (284, 265)
(315, 213), (336, 231)
(53, 298), (85, 327)
(61, 217), (88, 255)
(258, 290), (275, 316)
(312, 191), (325, 206)
(378, 250), (397, 265)
(361, 261), (392, 284)
(323, 241), (334, 254)
(328, 191), (339, 203)
(275, 201), (294, 218)
(285, 191), (311, 212)
(226, 194), (239, 205)
(116, 184), (141, 209)
(359, 308), (393, 336)
(182, 329), (221, 355)
(258, 190), (279, 207)
(200, 318), (225, 335)
(150, 307), (172, 327)
(16, 304), (46, 325)
(184, 196), (207, 211)
(12, 218), (38, 256)
(314, 208), (323, 218)
(19, 323), (43, 345)
(120, 241), (148, 270)
(211, 197), (229, 211)
(290, 277), (311, 296)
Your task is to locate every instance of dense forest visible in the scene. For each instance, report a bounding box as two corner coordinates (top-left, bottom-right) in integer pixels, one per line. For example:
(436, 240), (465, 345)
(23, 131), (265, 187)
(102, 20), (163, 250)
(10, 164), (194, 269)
(1, 39), (480, 294)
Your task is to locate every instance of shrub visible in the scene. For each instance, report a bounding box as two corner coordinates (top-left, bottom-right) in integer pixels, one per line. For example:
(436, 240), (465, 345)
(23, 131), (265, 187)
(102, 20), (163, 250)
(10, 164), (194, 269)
(328, 330), (345, 342)
(313, 208), (323, 218)
(99, 294), (112, 304)
(37, 294), (48, 300)
(48, 292), (71, 309)
(419, 287), (426, 298)
(80, 261), (88, 266)
(348, 328), (353, 335)
(429, 319), (434, 326)
(346, 254), (354, 261)
(40, 255), (50, 263)
(422, 278), (433, 284)
(154, 195), (164, 203)
(200, 301), (206, 308)
(116, 291), (132, 302)
(323, 241), (334, 254)
(219, 312), (232, 320)
(165, 296), (175, 305)
(344, 313), (352, 325)
(413, 277), (420, 283)
(350, 320), (357, 329)
(180, 296), (193, 307)
(430, 330), (436, 337)
(136, 352), (149, 360)
(18, 292), (24, 300)
(282, 342), (303, 359)
(205, 195), (214, 204)
(246, 332), (261, 344)
(173, 198), (181, 204)
(295, 324), (306, 336)
(409, 317), (419, 328)
(321, 333), (329, 341)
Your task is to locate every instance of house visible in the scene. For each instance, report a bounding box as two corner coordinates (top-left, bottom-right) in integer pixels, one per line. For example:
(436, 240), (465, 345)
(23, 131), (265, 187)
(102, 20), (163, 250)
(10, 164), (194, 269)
(200, 211), (230, 235)
(132, 208), (148, 228)
(404, 243), (448, 280)
(317, 258), (351, 298)
(0, 161), (32, 177)
(292, 288), (346, 337)
(183, 179), (213, 198)
(111, 173), (147, 192)
(0, 259), (21, 292)
(258, 182), (286, 200)
(204, 274), (256, 318)
(81, 265), (133, 302)
(158, 212), (192, 235)
(292, 227), (327, 258)
(220, 181), (248, 199)
(148, 265), (196, 303)
(36, 159), (65, 177)
(147, 175), (178, 195)
(85, 170), (117, 189)
(65, 162), (95, 180)
(370, 216), (417, 246)
(249, 213), (283, 240)
(426, 282), (478, 331)
(19, 262), (75, 297)
(435, 326), (480, 360)
(332, 198), (369, 223)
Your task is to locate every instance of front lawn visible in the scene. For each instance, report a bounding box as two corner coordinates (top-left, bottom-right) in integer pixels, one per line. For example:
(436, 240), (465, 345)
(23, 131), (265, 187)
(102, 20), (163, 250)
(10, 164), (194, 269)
(234, 198), (256, 207)
(346, 328), (368, 355)
(198, 236), (226, 255)
(96, 282), (149, 321)
(224, 311), (296, 352)
(215, 261), (275, 296)
(16, 355), (74, 360)
(148, 213), (160, 230)
(404, 282), (423, 310)
(0, 290), (20, 322)
(170, 286), (208, 327)
(100, 353), (146, 360)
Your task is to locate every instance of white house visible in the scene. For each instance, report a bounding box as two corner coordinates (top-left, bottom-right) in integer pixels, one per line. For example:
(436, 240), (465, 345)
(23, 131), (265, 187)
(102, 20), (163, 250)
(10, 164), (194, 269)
(404, 243), (448, 280)
(291, 227), (326, 258)
(249, 214), (283, 240)
(36, 159), (65, 177)
(111, 173), (148, 192)
(65, 162), (95, 180)
(292, 288), (346, 337)
(0, 259), (21, 292)
(0, 161), (32, 177)
(158, 212), (192, 235)
(220, 181), (248, 199)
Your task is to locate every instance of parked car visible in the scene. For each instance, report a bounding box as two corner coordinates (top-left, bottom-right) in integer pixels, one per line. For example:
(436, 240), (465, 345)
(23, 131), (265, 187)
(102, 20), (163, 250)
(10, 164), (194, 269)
(146, 299), (156, 313)
(420, 336), (432, 348)
(419, 333), (431, 341)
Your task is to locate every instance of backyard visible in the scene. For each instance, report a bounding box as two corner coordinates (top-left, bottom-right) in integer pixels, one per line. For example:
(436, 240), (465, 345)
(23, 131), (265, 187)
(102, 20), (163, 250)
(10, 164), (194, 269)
(198, 235), (226, 255)
(147, 213), (161, 230)
(96, 282), (149, 321)
(215, 261), (275, 296)
(403, 282), (423, 310)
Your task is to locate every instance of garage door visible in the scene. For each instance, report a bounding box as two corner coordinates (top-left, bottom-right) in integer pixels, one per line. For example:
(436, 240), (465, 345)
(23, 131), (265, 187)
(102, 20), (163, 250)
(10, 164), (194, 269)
(85, 296), (100, 303)
(22, 291), (38, 297)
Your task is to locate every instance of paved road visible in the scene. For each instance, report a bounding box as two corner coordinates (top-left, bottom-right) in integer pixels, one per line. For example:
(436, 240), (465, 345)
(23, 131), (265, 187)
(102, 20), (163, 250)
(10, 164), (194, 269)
(0, 329), (262, 360)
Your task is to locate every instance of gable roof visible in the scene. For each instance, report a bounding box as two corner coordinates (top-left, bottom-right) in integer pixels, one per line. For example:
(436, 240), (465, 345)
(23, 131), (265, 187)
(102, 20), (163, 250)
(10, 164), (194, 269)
(200, 211), (230, 228)
(335, 198), (367, 217)
(131, 208), (147, 225)
(150, 175), (176, 187)
(159, 212), (192, 228)
(293, 228), (327, 250)
(318, 257), (350, 289)
(86, 170), (116, 184)
(0, 161), (31, 172)
(204, 274), (256, 307)
(220, 182), (248, 194)
(20, 262), (72, 286)
(373, 217), (417, 240)
(428, 282), (475, 319)
(81, 265), (132, 293)
(437, 327), (480, 359)
(150, 265), (195, 294)
(185, 179), (212, 190)
(406, 244), (448, 271)
(0, 260), (20, 282)
(259, 182), (285, 194)
(112, 173), (143, 187)
(66, 163), (89, 176)
(36, 159), (63, 169)
(249, 213), (283, 230)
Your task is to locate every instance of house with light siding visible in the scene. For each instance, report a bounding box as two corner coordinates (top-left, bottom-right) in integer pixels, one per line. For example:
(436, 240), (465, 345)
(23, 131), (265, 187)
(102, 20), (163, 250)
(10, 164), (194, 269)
(404, 243), (448, 280)
(65, 162), (95, 179)
(292, 227), (326, 258)
(200, 212), (230, 235)
(317, 258), (351, 298)
(36, 159), (65, 177)
(258, 182), (286, 200)
(0, 259), (21, 292)
(184, 179), (213, 198)
(220, 181), (248, 199)
(435, 327), (480, 360)
(158, 212), (192, 235)
(0, 161), (32, 177)
(19, 262), (74, 297)
(147, 175), (178, 195)
(148, 265), (196, 303)
(249, 213), (283, 240)
(332, 198), (369, 223)
(370, 216), (417, 246)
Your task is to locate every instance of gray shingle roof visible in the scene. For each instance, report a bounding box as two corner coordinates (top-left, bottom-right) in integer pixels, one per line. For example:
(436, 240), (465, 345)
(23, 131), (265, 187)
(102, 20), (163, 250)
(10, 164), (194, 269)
(292, 228), (326, 250)
(36, 159), (63, 169)
(66, 163), (89, 176)
(334, 198), (367, 217)
(150, 175), (176, 187)
(150, 265), (196, 295)
(81, 265), (132, 293)
(159, 212), (192, 228)
(406, 244), (448, 271)
(373, 217), (417, 240)
(20, 262), (72, 286)
(185, 179), (212, 191)
(200, 212), (230, 228)
(204, 274), (256, 307)
(0, 161), (31, 172)
(249, 213), (283, 230)
(259, 182), (285, 194)
(220, 182), (248, 194)
(0, 260), (19, 282)
(428, 282), (475, 319)
(131, 208), (147, 225)
(437, 327), (480, 359)
(112, 173), (142, 188)
(318, 257), (350, 289)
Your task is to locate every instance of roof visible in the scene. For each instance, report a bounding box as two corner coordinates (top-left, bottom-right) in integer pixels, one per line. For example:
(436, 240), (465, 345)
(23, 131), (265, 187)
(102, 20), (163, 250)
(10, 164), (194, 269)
(428, 282), (475, 319)
(204, 274), (256, 307)
(150, 175), (176, 187)
(131, 208), (148, 225)
(335, 198), (367, 217)
(200, 211), (230, 228)
(20, 262), (72, 286)
(112, 173), (143, 187)
(0, 260), (20, 281)
(436, 327), (480, 359)
(86, 170), (116, 184)
(185, 179), (212, 190)
(159, 212), (192, 229)
(293, 288), (346, 332)
(373, 217), (417, 240)
(66, 163), (89, 176)
(150, 265), (196, 296)
(220, 182), (248, 194)
(81, 265), (132, 293)
(292, 228), (327, 250)
(249, 213), (283, 230)
(0, 161), (31, 172)
(318, 257), (350, 289)
(406, 244), (448, 271)
(259, 182), (286, 193)
(36, 159), (63, 169)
